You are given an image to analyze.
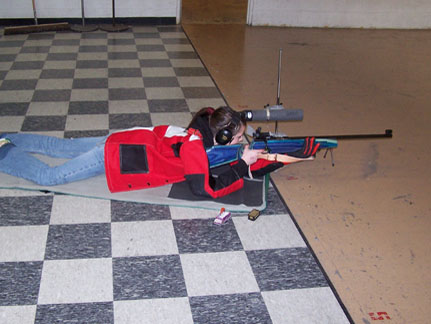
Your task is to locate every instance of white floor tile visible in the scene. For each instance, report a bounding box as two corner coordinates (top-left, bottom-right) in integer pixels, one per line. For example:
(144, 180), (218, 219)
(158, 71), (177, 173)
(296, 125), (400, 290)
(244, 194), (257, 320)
(138, 51), (168, 59)
(180, 251), (259, 296)
(65, 114), (109, 131)
(36, 79), (74, 90)
(38, 258), (113, 304)
(108, 77), (144, 89)
(0, 226), (48, 262)
(108, 60), (140, 69)
(4, 70), (41, 80)
(111, 220), (178, 257)
(0, 306), (36, 324)
(0, 116), (25, 132)
(74, 68), (108, 78)
(109, 100), (149, 114)
(233, 214), (307, 250)
(15, 53), (48, 62)
(70, 89), (109, 102)
(50, 195), (111, 224)
(140, 67), (176, 77)
(145, 87), (184, 100)
(134, 38), (162, 45)
(27, 102), (69, 115)
(150, 112), (192, 128)
(43, 61), (76, 69)
(262, 287), (349, 324)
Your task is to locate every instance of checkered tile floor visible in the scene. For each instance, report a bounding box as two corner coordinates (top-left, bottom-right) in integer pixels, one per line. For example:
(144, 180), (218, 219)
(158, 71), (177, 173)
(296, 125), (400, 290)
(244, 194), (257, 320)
(0, 25), (350, 323)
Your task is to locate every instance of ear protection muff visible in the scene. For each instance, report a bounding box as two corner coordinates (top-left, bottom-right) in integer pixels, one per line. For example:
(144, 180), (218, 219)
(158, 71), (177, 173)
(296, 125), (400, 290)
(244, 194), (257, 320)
(215, 128), (233, 145)
(215, 111), (242, 145)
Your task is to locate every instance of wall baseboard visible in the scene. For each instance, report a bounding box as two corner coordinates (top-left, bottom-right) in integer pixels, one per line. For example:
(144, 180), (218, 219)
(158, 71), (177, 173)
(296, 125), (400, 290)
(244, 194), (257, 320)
(0, 17), (177, 27)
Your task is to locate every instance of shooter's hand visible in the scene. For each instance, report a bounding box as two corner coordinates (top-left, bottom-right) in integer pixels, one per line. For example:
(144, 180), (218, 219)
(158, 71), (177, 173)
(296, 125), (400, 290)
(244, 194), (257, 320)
(241, 145), (264, 165)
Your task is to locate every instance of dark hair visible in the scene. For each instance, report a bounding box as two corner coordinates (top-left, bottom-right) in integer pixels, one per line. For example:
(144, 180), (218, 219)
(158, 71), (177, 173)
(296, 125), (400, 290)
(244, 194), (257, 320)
(188, 106), (246, 137)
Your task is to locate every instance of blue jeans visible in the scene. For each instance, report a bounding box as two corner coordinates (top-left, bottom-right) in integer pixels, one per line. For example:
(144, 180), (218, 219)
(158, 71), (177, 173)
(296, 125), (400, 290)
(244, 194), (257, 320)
(0, 133), (106, 186)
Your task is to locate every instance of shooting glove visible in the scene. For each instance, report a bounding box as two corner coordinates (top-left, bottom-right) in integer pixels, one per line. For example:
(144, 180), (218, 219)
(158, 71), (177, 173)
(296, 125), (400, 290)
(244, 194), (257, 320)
(288, 137), (320, 158)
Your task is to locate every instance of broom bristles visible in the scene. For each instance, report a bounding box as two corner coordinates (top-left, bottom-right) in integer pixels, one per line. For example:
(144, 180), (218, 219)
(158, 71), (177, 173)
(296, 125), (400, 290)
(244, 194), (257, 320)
(4, 22), (70, 35)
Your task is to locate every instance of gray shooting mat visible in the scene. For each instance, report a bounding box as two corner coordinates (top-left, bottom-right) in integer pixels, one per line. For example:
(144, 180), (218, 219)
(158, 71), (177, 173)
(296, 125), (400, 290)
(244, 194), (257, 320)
(0, 158), (267, 213)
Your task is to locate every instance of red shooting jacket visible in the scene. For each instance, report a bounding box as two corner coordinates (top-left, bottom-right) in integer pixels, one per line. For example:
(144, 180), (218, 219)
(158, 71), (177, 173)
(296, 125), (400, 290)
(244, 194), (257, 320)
(104, 125), (247, 198)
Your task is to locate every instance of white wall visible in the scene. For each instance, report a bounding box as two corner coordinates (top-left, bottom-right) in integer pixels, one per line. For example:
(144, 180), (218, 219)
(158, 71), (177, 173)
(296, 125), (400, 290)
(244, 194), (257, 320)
(0, 0), (180, 19)
(247, 0), (431, 29)
(2, 0), (430, 29)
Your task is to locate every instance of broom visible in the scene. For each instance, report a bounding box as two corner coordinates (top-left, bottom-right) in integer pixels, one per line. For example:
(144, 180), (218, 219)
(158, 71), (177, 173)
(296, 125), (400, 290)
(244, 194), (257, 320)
(99, 0), (129, 32)
(4, 0), (70, 35)
(70, 0), (98, 32)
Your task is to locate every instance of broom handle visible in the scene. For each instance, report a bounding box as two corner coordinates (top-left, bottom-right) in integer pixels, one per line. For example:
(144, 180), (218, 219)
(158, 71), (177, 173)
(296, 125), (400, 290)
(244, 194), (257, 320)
(81, 0), (86, 26)
(32, 0), (38, 25)
(112, 0), (116, 26)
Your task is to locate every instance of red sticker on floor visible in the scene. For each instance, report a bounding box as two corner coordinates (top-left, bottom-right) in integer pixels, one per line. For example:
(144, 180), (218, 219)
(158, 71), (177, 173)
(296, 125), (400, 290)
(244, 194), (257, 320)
(369, 312), (391, 320)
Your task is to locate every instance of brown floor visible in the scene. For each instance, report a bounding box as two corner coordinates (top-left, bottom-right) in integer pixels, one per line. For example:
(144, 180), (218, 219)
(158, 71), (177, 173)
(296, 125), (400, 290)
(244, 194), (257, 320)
(181, 0), (248, 24)
(183, 24), (431, 324)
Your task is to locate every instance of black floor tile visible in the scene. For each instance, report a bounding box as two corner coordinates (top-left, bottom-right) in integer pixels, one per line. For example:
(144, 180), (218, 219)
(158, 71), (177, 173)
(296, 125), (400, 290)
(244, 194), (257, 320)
(111, 201), (171, 222)
(139, 59), (171, 68)
(0, 102), (29, 116)
(143, 77), (179, 87)
(108, 68), (142, 78)
(148, 99), (188, 112)
(35, 302), (114, 324)
(113, 255), (187, 300)
(76, 60), (108, 69)
(47, 53), (78, 61)
(11, 61), (45, 70)
(0, 261), (43, 306)
(0, 79), (38, 90)
(68, 101), (109, 114)
(108, 88), (146, 100)
(40, 69), (75, 79)
(173, 219), (243, 254)
(20, 46), (50, 53)
(174, 67), (209, 77)
(247, 248), (328, 291)
(109, 113), (151, 129)
(73, 78), (109, 89)
(189, 293), (272, 324)
(45, 223), (112, 260)
(21, 115), (67, 131)
(0, 196), (52, 226)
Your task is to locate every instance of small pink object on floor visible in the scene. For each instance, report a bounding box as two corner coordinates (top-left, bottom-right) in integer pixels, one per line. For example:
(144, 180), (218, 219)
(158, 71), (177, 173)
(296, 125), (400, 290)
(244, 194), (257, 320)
(214, 208), (232, 225)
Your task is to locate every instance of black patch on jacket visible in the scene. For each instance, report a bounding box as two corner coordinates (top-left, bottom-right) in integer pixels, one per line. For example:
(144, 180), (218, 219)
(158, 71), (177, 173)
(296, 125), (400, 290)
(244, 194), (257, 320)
(119, 144), (149, 174)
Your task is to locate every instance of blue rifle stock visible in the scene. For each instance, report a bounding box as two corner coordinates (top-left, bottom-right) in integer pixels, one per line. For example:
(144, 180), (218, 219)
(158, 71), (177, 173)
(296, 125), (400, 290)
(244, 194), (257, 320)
(207, 129), (392, 168)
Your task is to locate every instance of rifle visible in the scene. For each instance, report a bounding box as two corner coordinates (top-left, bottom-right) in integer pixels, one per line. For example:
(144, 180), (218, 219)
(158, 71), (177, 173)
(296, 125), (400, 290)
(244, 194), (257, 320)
(207, 128), (392, 168)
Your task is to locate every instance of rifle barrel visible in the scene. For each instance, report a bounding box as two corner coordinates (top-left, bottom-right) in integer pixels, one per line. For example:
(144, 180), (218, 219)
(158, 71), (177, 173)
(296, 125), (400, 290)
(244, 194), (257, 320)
(288, 129), (393, 140)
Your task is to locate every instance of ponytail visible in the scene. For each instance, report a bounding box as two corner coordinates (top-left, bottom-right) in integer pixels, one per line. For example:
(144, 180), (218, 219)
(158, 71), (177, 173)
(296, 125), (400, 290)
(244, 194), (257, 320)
(187, 107), (214, 129)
